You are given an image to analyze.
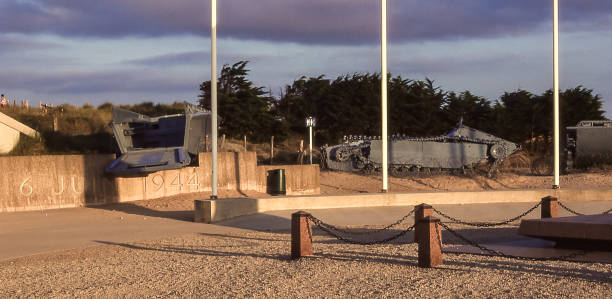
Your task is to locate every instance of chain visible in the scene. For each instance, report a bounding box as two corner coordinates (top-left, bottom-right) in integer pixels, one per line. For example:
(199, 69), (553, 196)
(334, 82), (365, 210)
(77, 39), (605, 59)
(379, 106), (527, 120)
(308, 215), (415, 245)
(557, 201), (585, 216)
(431, 202), (541, 227)
(437, 222), (588, 262)
(310, 208), (415, 236)
(557, 201), (612, 215)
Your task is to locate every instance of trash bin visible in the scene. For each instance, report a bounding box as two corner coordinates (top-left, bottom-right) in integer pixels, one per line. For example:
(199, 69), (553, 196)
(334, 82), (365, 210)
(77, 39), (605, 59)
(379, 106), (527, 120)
(267, 169), (286, 195)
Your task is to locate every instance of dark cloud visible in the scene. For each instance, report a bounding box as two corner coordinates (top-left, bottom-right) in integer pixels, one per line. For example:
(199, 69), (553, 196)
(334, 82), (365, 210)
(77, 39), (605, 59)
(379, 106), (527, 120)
(0, 69), (196, 94)
(1, 0), (612, 44)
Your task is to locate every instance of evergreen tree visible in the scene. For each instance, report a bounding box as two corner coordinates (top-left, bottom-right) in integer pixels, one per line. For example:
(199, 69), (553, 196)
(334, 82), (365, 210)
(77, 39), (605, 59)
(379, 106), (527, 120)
(199, 61), (287, 141)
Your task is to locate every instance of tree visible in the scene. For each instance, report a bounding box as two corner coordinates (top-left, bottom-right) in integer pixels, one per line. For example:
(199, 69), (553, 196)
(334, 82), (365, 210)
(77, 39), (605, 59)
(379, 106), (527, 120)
(389, 78), (447, 136)
(199, 61), (287, 141)
(494, 90), (537, 143)
(443, 91), (493, 132)
(560, 86), (606, 127)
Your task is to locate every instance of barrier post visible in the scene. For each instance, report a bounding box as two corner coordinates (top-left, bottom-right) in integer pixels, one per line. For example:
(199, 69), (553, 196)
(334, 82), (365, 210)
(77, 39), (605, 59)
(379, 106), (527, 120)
(541, 196), (558, 218)
(414, 204), (432, 242)
(291, 211), (313, 259)
(417, 216), (443, 267)
(270, 135), (274, 161)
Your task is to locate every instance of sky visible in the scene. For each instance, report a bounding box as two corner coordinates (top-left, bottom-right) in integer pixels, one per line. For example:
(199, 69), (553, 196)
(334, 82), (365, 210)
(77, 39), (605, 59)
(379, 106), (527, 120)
(1, 0), (612, 117)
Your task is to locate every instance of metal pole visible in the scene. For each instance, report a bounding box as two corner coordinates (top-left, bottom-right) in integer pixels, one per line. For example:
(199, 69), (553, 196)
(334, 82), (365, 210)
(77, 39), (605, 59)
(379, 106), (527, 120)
(309, 126), (313, 164)
(553, 0), (560, 189)
(381, 0), (388, 192)
(211, 0), (219, 199)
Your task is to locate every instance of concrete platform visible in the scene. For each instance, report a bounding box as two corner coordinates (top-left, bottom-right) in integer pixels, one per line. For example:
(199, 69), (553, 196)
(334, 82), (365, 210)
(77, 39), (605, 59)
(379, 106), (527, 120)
(518, 214), (612, 249)
(3, 201), (611, 262)
(195, 188), (612, 223)
(446, 238), (612, 263)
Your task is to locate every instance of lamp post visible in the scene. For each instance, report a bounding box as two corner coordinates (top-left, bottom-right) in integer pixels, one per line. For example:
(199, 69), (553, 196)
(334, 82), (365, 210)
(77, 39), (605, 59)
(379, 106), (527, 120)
(306, 116), (316, 164)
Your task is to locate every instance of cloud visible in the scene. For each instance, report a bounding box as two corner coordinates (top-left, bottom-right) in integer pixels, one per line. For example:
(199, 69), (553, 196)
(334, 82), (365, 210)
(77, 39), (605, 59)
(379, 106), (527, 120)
(125, 51), (207, 67)
(0, 68), (197, 94)
(1, 1), (612, 44)
(0, 34), (60, 54)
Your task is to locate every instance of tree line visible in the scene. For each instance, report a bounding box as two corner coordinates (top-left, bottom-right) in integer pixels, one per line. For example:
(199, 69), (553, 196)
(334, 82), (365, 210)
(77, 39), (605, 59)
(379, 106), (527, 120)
(199, 61), (606, 149)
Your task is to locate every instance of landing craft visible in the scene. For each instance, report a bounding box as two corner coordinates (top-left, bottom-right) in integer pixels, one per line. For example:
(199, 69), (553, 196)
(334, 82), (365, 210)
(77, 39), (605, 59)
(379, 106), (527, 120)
(320, 122), (520, 177)
(105, 104), (211, 175)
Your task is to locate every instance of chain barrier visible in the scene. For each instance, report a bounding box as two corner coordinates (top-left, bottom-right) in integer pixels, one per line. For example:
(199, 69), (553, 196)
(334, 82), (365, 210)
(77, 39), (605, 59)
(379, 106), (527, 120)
(311, 208), (415, 236)
(308, 214), (415, 245)
(437, 222), (588, 262)
(557, 201), (612, 216)
(557, 201), (585, 216)
(431, 202), (541, 227)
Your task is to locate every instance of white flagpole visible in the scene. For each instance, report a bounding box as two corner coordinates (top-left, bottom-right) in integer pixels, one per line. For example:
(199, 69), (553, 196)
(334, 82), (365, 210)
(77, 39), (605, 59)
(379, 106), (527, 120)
(211, 0), (219, 199)
(381, 0), (388, 192)
(553, 0), (560, 189)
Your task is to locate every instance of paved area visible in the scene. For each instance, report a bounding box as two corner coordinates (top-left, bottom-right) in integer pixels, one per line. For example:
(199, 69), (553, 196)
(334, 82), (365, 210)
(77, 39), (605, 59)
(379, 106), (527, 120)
(0, 206), (245, 261)
(1, 199), (611, 261)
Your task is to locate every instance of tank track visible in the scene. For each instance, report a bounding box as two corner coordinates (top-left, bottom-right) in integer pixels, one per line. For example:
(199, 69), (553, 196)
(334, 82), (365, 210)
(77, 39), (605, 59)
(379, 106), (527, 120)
(343, 134), (501, 145)
(323, 132), (517, 177)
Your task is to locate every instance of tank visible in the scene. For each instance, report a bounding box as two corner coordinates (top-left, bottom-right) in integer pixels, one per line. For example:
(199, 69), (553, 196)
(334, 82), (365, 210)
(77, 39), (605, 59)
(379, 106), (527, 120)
(321, 121), (519, 176)
(105, 104), (211, 175)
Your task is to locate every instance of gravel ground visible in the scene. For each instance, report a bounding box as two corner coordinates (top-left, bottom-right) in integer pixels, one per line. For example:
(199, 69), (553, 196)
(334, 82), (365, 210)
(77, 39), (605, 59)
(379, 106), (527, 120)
(3, 169), (612, 297)
(1, 225), (610, 298)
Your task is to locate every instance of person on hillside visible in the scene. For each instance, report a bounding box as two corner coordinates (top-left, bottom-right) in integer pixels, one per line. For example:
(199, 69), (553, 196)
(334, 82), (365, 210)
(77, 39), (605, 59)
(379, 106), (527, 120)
(0, 94), (8, 108)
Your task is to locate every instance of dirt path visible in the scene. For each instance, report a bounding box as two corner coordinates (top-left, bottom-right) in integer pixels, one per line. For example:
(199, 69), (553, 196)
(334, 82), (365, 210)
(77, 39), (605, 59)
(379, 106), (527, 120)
(320, 169), (612, 194)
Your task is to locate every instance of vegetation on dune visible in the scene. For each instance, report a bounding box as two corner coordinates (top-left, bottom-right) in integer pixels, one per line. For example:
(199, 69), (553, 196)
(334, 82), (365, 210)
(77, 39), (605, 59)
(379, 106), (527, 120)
(2, 101), (191, 156)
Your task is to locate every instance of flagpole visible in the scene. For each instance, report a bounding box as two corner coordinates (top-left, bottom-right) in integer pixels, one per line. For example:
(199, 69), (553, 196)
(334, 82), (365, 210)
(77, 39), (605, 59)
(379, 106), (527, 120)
(553, 0), (560, 189)
(381, 0), (388, 192)
(211, 0), (219, 199)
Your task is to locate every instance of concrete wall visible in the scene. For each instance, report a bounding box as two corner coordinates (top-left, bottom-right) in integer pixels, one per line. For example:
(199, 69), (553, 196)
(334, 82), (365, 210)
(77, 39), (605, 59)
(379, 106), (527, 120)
(0, 152), (320, 213)
(256, 165), (320, 195)
(0, 111), (38, 154)
(0, 123), (20, 154)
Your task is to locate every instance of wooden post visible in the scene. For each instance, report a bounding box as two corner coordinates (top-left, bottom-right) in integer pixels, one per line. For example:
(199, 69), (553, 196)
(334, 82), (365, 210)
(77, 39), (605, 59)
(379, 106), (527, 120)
(221, 134), (226, 150)
(416, 216), (443, 267)
(205, 135), (209, 152)
(39, 101), (42, 110)
(243, 135), (247, 152)
(291, 211), (313, 259)
(24, 100), (29, 111)
(298, 139), (305, 165)
(53, 115), (59, 132)
(414, 204), (433, 243)
(270, 135), (275, 161)
(541, 196), (558, 218)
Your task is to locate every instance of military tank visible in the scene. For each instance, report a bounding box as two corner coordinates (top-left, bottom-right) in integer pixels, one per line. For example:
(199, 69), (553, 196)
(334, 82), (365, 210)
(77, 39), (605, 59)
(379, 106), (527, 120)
(321, 121), (519, 177)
